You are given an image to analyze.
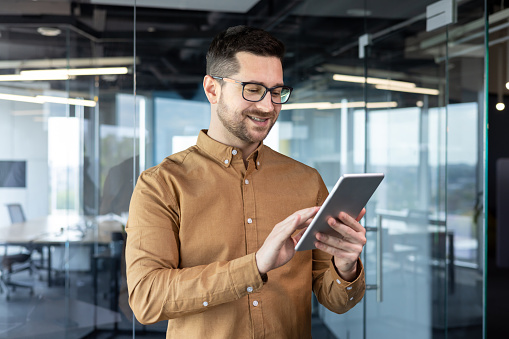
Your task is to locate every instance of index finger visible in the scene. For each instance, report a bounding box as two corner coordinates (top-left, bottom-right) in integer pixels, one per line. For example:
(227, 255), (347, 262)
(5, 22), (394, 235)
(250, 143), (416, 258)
(331, 211), (365, 232)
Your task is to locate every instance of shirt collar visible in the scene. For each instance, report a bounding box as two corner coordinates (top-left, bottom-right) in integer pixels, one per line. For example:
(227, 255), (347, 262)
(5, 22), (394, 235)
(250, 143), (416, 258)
(197, 129), (263, 169)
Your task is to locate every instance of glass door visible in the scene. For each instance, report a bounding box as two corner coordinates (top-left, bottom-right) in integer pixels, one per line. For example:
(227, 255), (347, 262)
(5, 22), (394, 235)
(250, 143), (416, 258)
(317, 1), (486, 338)
(361, 1), (486, 339)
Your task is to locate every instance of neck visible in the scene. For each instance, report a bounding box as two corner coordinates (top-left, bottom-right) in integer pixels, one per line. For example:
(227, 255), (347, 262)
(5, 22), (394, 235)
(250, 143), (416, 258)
(206, 128), (260, 162)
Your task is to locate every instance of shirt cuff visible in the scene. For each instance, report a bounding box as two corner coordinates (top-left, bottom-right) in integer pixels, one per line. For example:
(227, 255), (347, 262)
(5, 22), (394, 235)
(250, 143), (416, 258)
(329, 258), (365, 303)
(330, 257), (364, 284)
(228, 253), (266, 298)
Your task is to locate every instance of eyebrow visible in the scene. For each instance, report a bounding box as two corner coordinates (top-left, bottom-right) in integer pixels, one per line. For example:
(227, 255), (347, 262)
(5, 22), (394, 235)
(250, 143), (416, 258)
(245, 80), (286, 87)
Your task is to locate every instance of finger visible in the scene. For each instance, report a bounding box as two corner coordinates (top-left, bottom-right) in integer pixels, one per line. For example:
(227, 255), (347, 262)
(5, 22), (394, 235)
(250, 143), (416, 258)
(286, 206), (319, 229)
(273, 207), (320, 243)
(315, 234), (364, 262)
(327, 219), (365, 243)
(356, 208), (366, 222)
(315, 231), (357, 251)
(294, 206), (320, 222)
(314, 238), (357, 257)
(337, 212), (365, 232)
(292, 227), (308, 245)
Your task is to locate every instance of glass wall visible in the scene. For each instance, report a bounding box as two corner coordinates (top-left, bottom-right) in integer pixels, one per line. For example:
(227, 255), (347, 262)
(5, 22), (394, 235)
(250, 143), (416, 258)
(0, 1), (136, 336)
(0, 0), (487, 338)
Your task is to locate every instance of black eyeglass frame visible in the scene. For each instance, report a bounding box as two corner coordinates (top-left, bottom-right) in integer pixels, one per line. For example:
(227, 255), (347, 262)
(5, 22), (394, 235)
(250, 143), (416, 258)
(210, 75), (293, 104)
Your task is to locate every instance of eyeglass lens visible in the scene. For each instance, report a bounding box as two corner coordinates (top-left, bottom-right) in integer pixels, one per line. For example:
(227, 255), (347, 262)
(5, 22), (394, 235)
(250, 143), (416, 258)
(243, 83), (291, 104)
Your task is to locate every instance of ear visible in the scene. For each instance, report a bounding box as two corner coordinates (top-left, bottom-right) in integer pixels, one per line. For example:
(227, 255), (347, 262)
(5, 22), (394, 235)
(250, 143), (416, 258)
(203, 75), (220, 105)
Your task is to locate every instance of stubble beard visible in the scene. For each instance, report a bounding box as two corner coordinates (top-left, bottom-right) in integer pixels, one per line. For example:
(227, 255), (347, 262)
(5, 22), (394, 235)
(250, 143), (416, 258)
(216, 97), (276, 144)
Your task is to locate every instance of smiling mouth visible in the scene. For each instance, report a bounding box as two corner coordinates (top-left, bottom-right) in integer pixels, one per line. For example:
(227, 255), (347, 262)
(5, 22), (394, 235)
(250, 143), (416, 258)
(247, 115), (269, 122)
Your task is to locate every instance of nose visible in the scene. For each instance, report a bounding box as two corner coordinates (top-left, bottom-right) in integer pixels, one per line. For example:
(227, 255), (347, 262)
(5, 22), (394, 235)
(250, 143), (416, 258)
(255, 92), (275, 112)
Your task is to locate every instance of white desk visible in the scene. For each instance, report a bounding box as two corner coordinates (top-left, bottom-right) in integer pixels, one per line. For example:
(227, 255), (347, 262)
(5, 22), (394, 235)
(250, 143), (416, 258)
(0, 214), (124, 286)
(0, 214), (123, 245)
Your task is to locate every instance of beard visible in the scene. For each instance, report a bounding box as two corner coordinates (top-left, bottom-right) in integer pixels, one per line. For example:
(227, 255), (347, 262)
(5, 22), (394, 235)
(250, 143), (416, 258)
(216, 96), (277, 144)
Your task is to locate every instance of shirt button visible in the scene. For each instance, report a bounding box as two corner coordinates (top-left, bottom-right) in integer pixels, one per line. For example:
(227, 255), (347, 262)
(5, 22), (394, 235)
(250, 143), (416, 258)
(232, 150), (237, 155)
(247, 218), (253, 224)
(203, 301), (208, 307)
(224, 159), (229, 164)
(247, 286), (253, 293)
(347, 286), (352, 290)
(350, 297), (354, 301)
(257, 161), (260, 166)
(253, 300), (259, 307)
(336, 279), (341, 284)
(245, 179), (249, 185)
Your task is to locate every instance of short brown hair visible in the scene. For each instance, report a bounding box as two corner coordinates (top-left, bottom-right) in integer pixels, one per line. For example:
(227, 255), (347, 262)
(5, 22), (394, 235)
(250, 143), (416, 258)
(206, 25), (285, 77)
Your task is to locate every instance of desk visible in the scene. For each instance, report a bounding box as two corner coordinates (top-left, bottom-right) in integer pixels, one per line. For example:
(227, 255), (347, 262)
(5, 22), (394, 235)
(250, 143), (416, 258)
(0, 214), (124, 286)
(0, 214), (123, 244)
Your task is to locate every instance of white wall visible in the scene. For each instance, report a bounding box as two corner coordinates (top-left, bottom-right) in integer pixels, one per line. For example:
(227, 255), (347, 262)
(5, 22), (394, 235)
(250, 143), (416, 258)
(0, 94), (49, 226)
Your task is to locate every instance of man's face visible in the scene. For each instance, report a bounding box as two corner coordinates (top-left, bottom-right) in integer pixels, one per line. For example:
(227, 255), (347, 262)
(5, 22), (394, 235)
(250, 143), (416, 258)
(215, 51), (284, 145)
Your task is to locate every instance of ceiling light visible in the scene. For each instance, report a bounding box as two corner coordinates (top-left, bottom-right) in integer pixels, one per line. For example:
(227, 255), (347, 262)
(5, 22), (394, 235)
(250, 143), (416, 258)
(0, 93), (44, 104)
(36, 96), (96, 107)
(496, 102), (505, 111)
(0, 67), (129, 82)
(0, 73), (69, 81)
(333, 74), (416, 89)
(21, 67), (129, 76)
(0, 57), (137, 70)
(282, 101), (398, 110)
(37, 27), (62, 37)
(375, 84), (440, 95)
(0, 92), (96, 107)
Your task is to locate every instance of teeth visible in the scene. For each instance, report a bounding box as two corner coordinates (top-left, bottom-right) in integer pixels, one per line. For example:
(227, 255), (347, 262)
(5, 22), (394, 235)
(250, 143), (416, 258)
(249, 116), (266, 122)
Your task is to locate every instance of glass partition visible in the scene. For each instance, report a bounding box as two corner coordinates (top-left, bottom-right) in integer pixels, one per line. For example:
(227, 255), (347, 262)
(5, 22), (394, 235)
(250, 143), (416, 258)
(0, 1), (136, 337)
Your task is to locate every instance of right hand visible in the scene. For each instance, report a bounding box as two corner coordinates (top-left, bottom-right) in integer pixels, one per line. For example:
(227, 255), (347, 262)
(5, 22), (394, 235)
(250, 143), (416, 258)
(255, 206), (320, 275)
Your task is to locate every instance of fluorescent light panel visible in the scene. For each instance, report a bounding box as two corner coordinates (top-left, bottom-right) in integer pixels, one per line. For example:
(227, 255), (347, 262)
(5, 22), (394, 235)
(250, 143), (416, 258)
(0, 93), (96, 107)
(333, 74), (416, 89)
(282, 101), (398, 110)
(0, 67), (129, 81)
(374, 84), (440, 95)
(21, 67), (129, 76)
(333, 74), (440, 95)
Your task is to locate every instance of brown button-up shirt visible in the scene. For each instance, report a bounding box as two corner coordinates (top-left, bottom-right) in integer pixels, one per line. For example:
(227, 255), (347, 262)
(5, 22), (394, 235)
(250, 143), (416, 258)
(126, 130), (365, 339)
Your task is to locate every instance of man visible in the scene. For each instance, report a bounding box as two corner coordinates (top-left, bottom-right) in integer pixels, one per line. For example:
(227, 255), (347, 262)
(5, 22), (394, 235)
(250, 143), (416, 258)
(126, 25), (366, 339)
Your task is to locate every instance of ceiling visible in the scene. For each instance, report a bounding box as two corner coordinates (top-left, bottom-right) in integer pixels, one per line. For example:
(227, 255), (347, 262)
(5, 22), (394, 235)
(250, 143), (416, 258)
(0, 0), (495, 100)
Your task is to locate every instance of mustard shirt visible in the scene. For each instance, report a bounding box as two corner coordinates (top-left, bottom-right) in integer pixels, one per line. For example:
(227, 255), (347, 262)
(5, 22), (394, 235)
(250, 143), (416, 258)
(125, 130), (365, 339)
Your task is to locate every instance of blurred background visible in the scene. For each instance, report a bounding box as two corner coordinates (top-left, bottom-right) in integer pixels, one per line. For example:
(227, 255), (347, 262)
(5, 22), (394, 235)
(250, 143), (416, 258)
(0, 0), (506, 338)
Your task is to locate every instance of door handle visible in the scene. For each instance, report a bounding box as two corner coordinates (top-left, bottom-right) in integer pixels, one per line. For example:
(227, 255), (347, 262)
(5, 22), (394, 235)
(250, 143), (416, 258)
(365, 214), (383, 302)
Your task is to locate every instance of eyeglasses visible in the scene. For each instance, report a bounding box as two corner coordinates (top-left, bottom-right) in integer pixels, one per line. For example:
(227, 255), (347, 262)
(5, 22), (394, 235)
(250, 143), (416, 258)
(210, 76), (293, 104)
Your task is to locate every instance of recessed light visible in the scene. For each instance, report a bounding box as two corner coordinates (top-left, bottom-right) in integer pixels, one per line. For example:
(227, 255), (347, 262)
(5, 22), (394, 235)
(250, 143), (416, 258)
(37, 27), (62, 37)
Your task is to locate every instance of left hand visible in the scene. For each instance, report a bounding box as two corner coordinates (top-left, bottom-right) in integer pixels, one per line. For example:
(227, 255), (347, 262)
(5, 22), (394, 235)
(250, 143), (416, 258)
(314, 208), (366, 281)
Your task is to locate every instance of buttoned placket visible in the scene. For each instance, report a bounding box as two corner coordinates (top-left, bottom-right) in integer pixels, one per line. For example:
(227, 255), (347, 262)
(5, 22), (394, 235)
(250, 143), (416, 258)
(240, 152), (265, 338)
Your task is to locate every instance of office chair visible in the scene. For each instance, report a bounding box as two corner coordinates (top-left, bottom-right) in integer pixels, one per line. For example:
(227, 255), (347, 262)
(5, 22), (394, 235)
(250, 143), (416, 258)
(0, 204), (35, 300)
(6, 203), (26, 224)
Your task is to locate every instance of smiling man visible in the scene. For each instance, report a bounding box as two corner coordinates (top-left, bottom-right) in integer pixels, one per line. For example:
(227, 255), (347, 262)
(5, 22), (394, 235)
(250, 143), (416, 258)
(125, 26), (366, 339)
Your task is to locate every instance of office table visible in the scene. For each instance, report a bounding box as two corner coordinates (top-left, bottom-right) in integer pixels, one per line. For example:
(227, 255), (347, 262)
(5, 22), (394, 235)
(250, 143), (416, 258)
(0, 214), (124, 286)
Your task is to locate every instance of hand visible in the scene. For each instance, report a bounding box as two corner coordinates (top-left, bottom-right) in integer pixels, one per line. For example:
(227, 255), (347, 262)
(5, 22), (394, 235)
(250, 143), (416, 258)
(314, 208), (367, 281)
(256, 206), (319, 275)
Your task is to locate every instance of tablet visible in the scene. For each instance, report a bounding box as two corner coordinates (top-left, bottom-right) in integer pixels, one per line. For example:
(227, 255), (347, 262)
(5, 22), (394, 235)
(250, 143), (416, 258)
(295, 173), (384, 251)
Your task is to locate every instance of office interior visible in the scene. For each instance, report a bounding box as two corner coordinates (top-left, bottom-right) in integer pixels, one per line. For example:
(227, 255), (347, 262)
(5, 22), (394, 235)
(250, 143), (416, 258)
(0, 0), (507, 338)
